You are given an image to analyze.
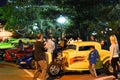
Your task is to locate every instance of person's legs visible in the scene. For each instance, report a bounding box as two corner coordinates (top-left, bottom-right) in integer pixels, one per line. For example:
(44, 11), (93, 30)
(111, 58), (119, 79)
(39, 60), (47, 80)
(89, 64), (97, 77)
(91, 64), (97, 77)
(89, 64), (95, 76)
(33, 61), (41, 80)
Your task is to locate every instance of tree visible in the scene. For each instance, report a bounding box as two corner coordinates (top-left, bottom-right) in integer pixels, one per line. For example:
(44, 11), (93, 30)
(0, 0), (119, 40)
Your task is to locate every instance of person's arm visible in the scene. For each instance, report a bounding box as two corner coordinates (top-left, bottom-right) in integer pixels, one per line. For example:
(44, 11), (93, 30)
(96, 50), (99, 58)
(44, 42), (48, 49)
(22, 44), (24, 50)
(33, 45), (35, 50)
(88, 52), (91, 60)
(53, 42), (55, 50)
(109, 45), (114, 64)
(41, 42), (47, 51)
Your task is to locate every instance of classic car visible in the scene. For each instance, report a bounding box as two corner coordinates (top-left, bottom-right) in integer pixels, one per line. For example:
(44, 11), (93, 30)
(0, 38), (17, 49)
(46, 41), (113, 76)
(16, 46), (64, 69)
(0, 38), (35, 50)
(11, 38), (36, 44)
(0, 38), (17, 59)
(16, 53), (36, 69)
(4, 45), (33, 61)
(1, 38), (35, 60)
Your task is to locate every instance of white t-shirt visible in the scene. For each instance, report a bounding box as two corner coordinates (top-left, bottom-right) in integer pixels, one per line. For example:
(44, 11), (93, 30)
(110, 44), (119, 58)
(46, 39), (55, 53)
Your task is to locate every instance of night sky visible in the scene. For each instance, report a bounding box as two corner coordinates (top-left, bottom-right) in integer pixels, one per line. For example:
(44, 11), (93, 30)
(0, 0), (7, 7)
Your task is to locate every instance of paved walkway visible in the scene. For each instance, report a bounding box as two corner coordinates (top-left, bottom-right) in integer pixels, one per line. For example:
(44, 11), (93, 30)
(57, 75), (115, 80)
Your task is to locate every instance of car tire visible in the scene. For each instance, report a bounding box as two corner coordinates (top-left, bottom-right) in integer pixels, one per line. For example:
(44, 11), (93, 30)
(103, 61), (113, 74)
(48, 62), (61, 77)
(30, 59), (36, 69)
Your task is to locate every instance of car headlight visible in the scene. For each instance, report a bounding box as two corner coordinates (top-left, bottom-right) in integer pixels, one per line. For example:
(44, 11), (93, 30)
(20, 61), (26, 64)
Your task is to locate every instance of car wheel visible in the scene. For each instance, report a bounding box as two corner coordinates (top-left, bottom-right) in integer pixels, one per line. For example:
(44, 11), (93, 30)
(30, 60), (36, 69)
(103, 61), (113, 74)
(48, 62), (61, 77)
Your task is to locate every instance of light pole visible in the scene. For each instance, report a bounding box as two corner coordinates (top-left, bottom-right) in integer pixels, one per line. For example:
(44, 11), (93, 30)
(57, 15), (66, 38)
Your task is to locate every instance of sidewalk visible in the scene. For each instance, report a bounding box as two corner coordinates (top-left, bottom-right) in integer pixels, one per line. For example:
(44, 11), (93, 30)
(54, 74), (117, 80)
(94, 75), (115, 80)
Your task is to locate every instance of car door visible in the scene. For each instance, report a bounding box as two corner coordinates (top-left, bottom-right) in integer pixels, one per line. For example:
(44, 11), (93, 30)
(71, 46), (92, 69)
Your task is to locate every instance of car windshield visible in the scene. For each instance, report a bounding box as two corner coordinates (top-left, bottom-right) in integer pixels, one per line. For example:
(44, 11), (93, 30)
(66, 44), (76, 50)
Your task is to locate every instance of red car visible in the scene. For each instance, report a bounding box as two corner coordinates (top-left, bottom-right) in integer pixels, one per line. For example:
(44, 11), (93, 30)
(4, 45), (34, 61)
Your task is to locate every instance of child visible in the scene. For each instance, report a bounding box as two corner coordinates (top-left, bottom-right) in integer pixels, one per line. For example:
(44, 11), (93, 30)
(88, 46), (99, 77)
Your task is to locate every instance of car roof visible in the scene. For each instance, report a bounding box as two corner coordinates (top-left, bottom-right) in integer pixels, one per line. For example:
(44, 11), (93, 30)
(70, 41), (98, 44)
(69, 41), (101, 49)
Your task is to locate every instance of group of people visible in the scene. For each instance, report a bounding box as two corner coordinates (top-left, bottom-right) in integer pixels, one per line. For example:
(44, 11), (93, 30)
(29, 33), (119, 80)
(88, 35), (119, 80)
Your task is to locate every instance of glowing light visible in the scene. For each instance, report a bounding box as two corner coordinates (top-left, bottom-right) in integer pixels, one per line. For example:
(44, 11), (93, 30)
(57, 15), (66, 24)
(0, 30), (13, 37)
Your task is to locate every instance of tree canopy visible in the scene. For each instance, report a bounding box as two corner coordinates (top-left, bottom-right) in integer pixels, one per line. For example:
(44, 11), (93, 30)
(0, 0), (120, 40)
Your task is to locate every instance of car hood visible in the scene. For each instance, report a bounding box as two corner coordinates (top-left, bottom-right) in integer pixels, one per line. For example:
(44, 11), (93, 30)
(0, 43), (15, 49)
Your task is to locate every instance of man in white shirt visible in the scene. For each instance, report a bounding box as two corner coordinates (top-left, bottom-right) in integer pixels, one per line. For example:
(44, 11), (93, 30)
(45, 36), (55, 61)
(45, 36), (55, 53)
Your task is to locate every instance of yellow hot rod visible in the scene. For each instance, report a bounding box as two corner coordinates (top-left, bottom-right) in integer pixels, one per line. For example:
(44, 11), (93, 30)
(46, 41), (113, 76)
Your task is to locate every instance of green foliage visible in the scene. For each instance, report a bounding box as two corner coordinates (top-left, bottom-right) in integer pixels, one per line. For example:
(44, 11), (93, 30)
(0, 0), (119, 40)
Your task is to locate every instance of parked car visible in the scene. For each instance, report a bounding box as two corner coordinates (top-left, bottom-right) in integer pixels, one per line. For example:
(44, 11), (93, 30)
(0, 38), (36, 60)
(16, 46), (64, 69)
(47, 41), (112, 76)
(0, 38), (17, 59)
(4, 45), (33, 61)
(0, 38), (17, 49)
(16, 53), (36, 69)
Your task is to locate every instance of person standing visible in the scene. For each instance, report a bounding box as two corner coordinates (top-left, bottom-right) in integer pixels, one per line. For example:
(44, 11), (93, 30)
(89, 35), (96, 41)
(45, 36), (55, 53)
(33, 33), (47, 80)
(75, 37), (82, 42)
(88, 46), (99, 77)
(18, 40), (24, 52)
(109, 35), (119, 80)
(45, 35), (55, 61)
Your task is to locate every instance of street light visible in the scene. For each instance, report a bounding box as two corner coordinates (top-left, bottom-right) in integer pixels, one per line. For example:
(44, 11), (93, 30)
(57, 15), (66, 24)
(57, 15), (66, 38)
